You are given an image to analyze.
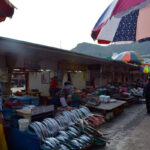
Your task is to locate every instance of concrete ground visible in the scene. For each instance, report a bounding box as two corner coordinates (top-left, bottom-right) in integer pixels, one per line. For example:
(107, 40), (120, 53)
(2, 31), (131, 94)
(92, 104), (150, 150)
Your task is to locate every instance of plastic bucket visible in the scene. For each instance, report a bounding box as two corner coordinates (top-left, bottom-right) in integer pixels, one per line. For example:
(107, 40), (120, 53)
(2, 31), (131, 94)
(18, 119), (29, 132)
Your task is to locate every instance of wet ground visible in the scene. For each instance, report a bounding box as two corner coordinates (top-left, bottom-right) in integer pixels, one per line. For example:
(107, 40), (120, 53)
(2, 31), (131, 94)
(92, 104), (148, 150)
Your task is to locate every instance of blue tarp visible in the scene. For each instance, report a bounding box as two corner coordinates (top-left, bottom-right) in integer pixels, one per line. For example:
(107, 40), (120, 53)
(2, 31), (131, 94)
(5, 127), (41, 150)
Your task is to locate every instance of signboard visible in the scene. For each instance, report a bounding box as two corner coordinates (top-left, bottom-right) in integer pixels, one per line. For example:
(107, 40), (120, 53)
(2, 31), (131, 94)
(24, 59), (41, 70)
(41, 71), (50, 84)
(31, 105), (54, 116)
(66, 64), (87, 71)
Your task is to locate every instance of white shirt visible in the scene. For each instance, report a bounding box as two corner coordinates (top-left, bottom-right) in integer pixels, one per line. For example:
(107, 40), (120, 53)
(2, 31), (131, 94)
(60, 97), (68, 107)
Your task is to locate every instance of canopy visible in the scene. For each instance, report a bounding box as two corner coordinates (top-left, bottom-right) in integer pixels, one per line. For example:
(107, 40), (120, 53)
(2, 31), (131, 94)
(139, 64), (150, 73)
(113, 51), (143, 65)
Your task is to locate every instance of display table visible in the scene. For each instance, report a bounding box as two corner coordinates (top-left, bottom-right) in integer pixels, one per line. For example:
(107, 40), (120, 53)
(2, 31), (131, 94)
(16, 105), (54, 122)
(112, 94), (138, 106)
(5, 127), (40, 150)
(87, 100), (126, 116)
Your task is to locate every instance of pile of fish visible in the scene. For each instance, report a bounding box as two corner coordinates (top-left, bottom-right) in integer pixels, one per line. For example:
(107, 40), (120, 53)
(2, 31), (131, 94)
(85, 115), (105, 128)
(28, 106), (107, 150)
(42, 126), (93, 150)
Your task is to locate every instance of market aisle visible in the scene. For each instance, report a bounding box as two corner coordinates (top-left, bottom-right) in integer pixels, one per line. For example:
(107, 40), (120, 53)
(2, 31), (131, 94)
(92, 104), (147, 150)
(115, 115), (150, 150)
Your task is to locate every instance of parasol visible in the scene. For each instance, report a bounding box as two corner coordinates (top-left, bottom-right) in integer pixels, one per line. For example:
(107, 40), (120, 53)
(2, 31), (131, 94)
(91, 0), (150, 44)
(113, 51), (143, 65)
(0, 0), (15, 22)
(139, 64), (150, 73)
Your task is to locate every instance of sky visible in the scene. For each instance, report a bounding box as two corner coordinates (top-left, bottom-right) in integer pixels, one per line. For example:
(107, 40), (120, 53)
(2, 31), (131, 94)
(0, 0), (113, 50)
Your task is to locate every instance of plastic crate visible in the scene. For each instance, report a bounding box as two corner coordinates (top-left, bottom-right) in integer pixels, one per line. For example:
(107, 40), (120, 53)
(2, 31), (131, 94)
(31, 100), (39, 106)
(9, 96), (39, 105)
(3, 108), (17, 121)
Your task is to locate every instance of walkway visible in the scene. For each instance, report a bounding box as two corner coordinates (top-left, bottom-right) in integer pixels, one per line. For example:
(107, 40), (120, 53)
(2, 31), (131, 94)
(93, 104), (149, 150)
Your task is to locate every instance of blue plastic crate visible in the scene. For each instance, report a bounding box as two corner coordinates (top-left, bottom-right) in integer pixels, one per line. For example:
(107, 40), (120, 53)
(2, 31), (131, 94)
(9, 96), (39, 105)
(31, 100), (39, 106)
(3, 108), (16, 121)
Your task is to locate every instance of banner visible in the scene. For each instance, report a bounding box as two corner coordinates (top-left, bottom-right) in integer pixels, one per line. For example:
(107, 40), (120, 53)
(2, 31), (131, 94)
(66, 64), (87, 71)
(24, 59), (41, 70)
(41, 71), (50, 84)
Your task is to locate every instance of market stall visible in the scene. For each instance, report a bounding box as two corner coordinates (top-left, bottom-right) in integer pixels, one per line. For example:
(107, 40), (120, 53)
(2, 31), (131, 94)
(5, 106), (107, 150)
(111, 86), (142, 106)
(86, 99), (126, 121)
(0, 36), (142, 150)
(77, 89), (127, 121)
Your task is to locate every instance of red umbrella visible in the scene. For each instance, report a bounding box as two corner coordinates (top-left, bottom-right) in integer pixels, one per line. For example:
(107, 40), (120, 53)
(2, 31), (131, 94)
(91, 0), (150, 44)
(0, 0), (15, 22)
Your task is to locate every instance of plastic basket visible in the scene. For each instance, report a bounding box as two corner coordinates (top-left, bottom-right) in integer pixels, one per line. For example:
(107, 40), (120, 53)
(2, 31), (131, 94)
(3, 108), (17, 121)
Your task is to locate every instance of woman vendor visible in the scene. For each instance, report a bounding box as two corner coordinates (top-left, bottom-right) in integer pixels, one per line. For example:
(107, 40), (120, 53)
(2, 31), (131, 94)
(59, 81), (73, 107)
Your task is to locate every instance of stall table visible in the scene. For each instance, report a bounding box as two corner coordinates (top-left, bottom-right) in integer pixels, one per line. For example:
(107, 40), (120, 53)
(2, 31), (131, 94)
(87, 100), (126, 120)
(16, 105), (54, 122)
(112, 94), (138, 106)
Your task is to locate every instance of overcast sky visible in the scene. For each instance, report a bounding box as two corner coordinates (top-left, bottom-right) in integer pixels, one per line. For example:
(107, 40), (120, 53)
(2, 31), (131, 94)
(0, 0), (113, 50)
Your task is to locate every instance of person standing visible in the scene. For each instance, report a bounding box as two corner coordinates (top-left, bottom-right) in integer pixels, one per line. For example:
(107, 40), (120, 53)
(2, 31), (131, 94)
(49, 76), (58, 97)
(143, 77), (150, 114)
(59, 81), (73, 107)
(0, 84), (8, 150)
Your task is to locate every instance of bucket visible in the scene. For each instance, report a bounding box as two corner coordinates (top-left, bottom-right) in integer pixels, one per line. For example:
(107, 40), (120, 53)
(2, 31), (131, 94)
(18, 119), (29, 132)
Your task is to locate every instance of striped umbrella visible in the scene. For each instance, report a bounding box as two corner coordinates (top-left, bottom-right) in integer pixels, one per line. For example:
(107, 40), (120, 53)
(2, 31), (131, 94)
(91, 0), (150, 44)
(113, 51), (143, 65)
(139, 64), (150, 73)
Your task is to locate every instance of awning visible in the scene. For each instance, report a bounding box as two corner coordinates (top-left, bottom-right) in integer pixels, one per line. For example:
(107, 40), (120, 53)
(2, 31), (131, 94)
(0, 36), (137, 71)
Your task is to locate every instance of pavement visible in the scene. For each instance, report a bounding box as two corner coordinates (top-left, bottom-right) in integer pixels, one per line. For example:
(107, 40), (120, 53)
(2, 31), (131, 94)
(115, 115), (150, 150)
(92, 104), (150, 150)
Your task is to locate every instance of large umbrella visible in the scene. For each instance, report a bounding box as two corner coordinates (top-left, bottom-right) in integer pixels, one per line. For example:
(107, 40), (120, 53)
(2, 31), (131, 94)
(0, 0), (15, 22)
(139, 64), (150, 73)
(92, 0), (150, 44)
(113, 51), (143, 65)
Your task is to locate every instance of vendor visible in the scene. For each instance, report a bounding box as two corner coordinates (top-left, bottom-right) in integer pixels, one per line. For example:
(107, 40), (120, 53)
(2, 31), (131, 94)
(49, 76), (58, 97)
(59, 81), (73, 107)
